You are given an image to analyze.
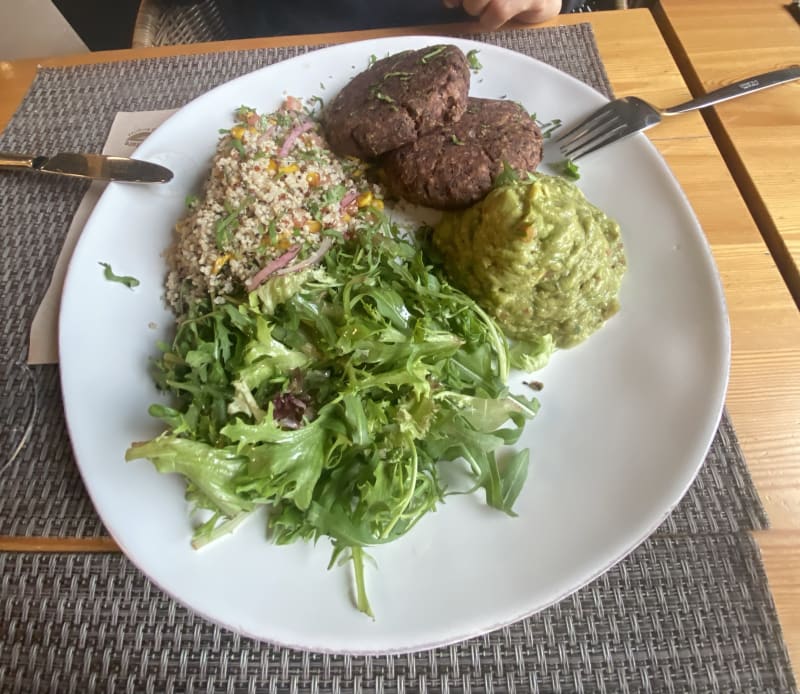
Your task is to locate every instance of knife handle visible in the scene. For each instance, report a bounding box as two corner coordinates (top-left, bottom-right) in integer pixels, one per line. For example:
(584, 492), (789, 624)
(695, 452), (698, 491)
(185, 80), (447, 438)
(0, 152), (46, 170)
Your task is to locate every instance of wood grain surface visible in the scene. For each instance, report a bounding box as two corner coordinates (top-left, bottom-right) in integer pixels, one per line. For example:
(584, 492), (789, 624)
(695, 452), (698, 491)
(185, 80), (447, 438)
(655, 0), (800, 305)
(1, 6), (798, 672)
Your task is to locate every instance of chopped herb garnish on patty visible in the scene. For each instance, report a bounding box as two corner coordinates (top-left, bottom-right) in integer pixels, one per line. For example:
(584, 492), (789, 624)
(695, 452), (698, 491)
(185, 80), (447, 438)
(383, 71), (414, 80)
(374, 91), (396, 104)
(421, 46), (447, 64)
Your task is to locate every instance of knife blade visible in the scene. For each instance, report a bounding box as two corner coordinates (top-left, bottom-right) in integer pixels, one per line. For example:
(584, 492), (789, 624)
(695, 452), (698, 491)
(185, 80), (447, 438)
(0, 152), (173, 183)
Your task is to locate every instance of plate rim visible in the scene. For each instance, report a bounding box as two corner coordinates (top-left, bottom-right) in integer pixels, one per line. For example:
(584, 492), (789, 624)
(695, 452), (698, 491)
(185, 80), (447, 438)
(58, 34), (731, 654)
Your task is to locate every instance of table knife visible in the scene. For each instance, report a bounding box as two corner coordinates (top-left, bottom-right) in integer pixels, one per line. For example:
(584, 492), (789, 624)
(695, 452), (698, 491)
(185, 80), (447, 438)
(0, 152), (173, 183)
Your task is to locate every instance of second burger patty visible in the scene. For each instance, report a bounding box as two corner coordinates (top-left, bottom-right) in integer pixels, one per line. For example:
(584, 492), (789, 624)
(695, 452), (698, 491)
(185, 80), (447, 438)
(382, 98), (544, 210)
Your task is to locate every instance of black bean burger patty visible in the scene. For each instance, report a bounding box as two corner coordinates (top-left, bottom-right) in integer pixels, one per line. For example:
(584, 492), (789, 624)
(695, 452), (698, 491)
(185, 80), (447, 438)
(321, 45), (470, 159)
(382, 98), (544, 210)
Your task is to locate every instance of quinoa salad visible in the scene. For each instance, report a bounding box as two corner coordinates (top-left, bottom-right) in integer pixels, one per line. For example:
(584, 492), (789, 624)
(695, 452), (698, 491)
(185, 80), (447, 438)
(165, 96), (383, 315)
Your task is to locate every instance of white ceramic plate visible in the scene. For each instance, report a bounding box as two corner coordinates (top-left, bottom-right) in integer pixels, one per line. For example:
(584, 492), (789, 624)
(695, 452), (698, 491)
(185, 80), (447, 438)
(59, 36), (729, 654)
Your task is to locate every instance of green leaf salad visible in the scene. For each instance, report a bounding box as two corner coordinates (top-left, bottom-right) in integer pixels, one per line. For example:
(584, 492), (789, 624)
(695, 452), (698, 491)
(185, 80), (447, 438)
(127, 214), (539, 616)
(126, 100), (541, 617)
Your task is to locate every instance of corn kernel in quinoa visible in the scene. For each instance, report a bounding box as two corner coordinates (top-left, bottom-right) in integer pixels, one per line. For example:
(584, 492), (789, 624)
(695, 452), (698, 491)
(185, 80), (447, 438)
(211, 253), (233, 275)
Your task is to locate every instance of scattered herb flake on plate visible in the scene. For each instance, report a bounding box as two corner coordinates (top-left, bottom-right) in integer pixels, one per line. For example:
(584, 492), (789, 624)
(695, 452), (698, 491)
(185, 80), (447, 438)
(99, 262), (139, 289)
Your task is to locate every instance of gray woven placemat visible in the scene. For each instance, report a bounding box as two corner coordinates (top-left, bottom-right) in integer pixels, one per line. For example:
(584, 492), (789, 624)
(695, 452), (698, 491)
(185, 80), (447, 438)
(0, 24), (792, 693)
(1, 535), (794, 693)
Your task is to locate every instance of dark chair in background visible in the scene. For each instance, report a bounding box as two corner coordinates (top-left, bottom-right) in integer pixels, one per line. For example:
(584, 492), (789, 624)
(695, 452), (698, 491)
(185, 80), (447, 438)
(132, 0), (641, 47)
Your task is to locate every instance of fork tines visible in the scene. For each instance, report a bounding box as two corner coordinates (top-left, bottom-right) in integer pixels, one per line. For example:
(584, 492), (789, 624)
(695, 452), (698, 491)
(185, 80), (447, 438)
(556, 104), (631, 161)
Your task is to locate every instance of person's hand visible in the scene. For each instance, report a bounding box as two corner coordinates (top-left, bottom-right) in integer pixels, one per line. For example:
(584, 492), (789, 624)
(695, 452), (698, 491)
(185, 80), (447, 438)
(443, 0), (562, 30)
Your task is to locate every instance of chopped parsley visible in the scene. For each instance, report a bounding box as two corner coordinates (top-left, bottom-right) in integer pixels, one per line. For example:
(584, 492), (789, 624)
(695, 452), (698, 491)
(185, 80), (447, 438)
(559, 159), (581, 180)
(383, 71), (413, 80)
(535, 116), (563, 139)
(374, 91), (396, 104)
(322, 184), (347, 206)
(230, 138), (246, 157)
(493, 162), (536, 188)
(466, 49), (483, 71)
(98, 262), (139, 290)
(493, 162), (520, 188)
(216, 200), (248, 249)
(421, 46), (447, 64)
(275, 112), (293, 128)
(234, 105), (255, 121)
(305, 95), (325, 116)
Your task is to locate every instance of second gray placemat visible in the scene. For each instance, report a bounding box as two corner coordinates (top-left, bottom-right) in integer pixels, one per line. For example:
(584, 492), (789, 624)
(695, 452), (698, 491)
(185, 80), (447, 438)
(1, 534), (795, 694)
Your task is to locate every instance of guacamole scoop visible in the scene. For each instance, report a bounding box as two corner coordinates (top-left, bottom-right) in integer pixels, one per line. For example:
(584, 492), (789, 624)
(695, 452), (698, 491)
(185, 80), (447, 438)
(433, 173), (626, 348)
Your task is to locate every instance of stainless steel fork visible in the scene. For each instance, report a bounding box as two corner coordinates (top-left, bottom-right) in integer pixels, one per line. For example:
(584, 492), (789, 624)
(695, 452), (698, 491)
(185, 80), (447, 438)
(556, 65), (800, 160)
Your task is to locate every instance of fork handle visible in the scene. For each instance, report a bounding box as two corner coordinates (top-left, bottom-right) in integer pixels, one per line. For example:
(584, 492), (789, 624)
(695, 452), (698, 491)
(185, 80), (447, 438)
(662, 65), (800, 116)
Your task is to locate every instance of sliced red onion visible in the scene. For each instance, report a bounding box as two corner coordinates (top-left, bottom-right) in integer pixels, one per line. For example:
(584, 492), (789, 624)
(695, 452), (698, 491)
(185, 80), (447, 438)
(278, 121), (314, 158)
(339, 190), (357, 210)
(246, 245), (301, 292)
(274, 236), (334, 277)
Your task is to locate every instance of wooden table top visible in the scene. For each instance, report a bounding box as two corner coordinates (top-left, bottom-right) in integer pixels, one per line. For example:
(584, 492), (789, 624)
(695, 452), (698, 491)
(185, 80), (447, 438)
(1, 6), (799, 671)
(655, 0), (800, 306)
